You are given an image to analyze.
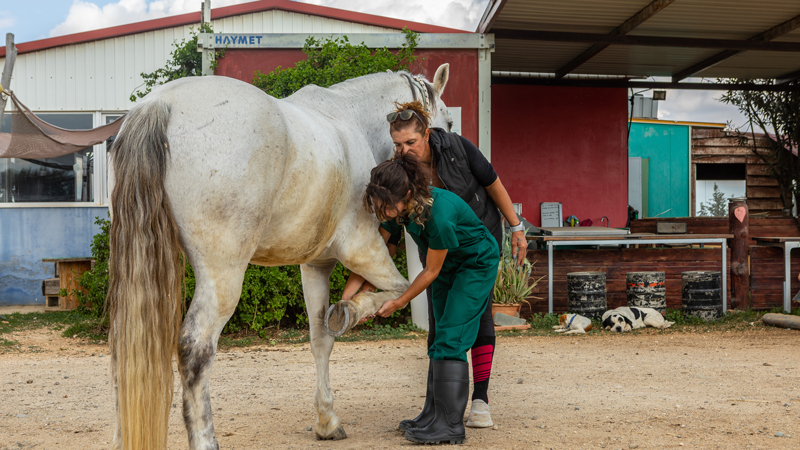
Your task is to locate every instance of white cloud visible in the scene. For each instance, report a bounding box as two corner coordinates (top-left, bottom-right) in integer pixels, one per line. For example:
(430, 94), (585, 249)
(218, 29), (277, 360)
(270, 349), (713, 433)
(0, 11), (16, 32)
(297, 0), (490, 31)
(49, 0), (488, 37)
(49, 0), (249, 37)
(647, 77), (750, 129)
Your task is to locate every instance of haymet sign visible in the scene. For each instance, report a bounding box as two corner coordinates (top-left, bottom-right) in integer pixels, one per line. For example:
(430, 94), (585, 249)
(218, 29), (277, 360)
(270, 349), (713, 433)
(214, 34), (264, 46)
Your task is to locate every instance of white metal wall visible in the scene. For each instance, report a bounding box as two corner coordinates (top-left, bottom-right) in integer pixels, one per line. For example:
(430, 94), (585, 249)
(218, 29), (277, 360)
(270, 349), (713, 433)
(0, 10), (399, 112)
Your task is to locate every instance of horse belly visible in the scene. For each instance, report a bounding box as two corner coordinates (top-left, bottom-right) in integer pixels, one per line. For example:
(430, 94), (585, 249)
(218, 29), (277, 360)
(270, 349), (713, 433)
(250, 123), (357, 266)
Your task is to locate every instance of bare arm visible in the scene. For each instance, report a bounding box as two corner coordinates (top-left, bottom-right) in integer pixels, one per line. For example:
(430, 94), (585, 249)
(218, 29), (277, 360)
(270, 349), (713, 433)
(485, 177), (528, 265)
(375, 248), (447, 317)
(342, 227), (394, 300)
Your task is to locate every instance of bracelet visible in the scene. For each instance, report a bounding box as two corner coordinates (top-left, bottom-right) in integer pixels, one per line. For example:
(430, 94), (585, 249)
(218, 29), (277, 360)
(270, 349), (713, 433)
(509, 222), (525, 233)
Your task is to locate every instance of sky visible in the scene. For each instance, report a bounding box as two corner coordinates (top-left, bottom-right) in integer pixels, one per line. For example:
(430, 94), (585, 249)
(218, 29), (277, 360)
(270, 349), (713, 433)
(0, 0), (748, 126)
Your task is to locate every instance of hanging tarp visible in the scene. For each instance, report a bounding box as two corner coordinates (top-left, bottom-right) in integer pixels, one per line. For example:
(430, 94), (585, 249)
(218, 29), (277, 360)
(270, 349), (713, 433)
(0, 91), (124, 158)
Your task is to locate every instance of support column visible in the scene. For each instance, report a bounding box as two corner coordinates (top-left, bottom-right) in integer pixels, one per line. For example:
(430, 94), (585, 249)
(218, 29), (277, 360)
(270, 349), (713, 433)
(200, 1), (213, 76)
(477, 34), (494, 161)
(1, 33), (17, 124)
(728, 198), (749, 310)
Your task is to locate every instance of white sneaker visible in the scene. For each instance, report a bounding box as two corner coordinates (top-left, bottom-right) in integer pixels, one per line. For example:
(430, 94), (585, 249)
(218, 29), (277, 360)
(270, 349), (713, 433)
(465, 399), (493, 428)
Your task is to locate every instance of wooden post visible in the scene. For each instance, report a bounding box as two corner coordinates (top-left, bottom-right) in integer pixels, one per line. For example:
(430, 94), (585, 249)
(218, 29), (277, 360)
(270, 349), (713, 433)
(728, 198), (750, 310)
(1, 33), (18, 126)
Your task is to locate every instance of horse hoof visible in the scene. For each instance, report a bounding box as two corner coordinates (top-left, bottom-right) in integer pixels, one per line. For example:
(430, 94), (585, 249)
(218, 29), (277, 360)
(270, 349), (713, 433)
(325, 301), (354, 337)
(316, 425), (347, 440)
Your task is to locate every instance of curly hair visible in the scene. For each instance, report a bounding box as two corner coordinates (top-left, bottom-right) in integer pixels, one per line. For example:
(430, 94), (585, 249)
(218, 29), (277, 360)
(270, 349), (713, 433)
(389, 100), (431, 136)
(363, 152), (432, 226)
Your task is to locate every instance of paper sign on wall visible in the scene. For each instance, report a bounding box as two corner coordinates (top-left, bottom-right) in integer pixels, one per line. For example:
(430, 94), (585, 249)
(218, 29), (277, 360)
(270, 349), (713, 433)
(541, 202), (562, 227)
(447, 107), (462, 135)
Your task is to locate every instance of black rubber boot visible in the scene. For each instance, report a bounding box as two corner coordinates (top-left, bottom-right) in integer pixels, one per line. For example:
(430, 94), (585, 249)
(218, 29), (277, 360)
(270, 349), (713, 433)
(398, 359), (435, 432)
(404, 360), (469, 445)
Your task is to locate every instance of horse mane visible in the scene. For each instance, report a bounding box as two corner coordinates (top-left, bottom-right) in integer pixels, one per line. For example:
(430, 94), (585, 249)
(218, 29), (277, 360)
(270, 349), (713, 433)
(323, 70), (437, 110)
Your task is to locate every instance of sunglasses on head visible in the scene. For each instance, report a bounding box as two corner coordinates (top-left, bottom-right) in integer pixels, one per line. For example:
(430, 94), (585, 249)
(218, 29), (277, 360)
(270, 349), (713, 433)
(386, 109), (424, 125)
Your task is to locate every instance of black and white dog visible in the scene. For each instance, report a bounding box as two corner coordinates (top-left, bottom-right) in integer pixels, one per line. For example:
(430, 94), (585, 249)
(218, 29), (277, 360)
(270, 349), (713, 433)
(602, 307), (674, 332)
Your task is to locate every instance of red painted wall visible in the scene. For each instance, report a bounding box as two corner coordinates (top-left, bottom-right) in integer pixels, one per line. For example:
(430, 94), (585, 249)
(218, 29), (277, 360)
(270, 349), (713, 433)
(492, 85), (628, 228)
(215, 49), (479, 144)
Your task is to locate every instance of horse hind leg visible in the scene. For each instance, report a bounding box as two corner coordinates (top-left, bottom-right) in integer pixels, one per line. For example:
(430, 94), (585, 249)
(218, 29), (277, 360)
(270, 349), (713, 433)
(178, 258), (248, 450)
(301, 260), (348, 440)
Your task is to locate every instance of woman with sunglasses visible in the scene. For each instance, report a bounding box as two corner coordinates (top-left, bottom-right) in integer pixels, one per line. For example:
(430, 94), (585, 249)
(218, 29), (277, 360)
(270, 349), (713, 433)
(363, 152), (499, 444)
(343, 101), (528, 429)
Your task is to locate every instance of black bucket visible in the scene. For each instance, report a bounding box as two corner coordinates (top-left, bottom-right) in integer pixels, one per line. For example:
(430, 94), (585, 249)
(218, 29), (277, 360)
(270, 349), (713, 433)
(567, 272), (607, 320)
(627, 271), (666, 314)
(681, 271), (722, 321)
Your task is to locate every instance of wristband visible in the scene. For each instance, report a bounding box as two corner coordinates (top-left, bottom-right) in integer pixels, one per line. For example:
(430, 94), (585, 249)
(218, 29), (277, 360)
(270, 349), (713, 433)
(509, 222), (525, 233)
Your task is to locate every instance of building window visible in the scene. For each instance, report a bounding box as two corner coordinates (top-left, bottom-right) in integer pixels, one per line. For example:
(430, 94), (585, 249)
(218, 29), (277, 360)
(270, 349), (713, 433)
(695, 163), (746, 217)
(1, 113), (94, 203)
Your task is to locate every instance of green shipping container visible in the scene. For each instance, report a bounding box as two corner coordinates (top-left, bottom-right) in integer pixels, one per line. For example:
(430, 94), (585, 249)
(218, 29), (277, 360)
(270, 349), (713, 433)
(628, 122), (690, 218)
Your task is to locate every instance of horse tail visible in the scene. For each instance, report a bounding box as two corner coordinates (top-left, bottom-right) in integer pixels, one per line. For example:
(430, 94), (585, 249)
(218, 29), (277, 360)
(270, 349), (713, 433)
(108, 97), (184, 450)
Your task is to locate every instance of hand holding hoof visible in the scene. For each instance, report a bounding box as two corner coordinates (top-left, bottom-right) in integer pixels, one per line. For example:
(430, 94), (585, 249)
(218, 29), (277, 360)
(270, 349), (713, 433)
(325, 301), (357, 337)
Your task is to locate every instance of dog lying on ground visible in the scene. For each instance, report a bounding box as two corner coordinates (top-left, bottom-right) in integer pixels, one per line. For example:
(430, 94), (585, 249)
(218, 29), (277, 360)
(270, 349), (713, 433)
(552, 313), (593, 334)
(602, 307), (674, 332)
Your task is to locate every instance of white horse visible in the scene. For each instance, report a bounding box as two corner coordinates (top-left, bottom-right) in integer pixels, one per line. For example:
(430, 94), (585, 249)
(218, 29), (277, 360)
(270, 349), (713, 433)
(107, 65), (453, 450)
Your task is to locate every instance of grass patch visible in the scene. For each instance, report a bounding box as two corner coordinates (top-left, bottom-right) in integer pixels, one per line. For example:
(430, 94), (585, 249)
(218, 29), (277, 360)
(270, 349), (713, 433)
(0, 310), (106, 351)
(218, 323), (423, 349)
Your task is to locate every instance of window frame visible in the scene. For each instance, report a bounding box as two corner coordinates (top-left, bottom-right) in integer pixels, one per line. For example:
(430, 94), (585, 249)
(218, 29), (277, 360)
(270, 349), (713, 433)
(0, 110), (126, 208)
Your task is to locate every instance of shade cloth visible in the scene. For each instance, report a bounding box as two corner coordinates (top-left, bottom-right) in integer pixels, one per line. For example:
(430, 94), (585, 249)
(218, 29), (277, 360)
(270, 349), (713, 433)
(0, 91), (124, 158)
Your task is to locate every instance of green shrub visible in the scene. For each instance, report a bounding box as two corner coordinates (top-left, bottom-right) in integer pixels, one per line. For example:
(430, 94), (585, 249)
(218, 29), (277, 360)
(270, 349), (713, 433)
(73, 216), (110, 318)
(252, 28), (419, 98)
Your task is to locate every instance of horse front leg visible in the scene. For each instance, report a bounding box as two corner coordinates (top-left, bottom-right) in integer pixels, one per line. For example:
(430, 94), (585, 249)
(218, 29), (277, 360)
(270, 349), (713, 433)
(301, 260), (348, 440)
(179, 259), (247, 450)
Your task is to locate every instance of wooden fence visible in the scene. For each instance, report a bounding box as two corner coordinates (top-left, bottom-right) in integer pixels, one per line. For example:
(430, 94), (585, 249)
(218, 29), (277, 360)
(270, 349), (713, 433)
(522, 247), (731, 317)
(520, 217), (800, 315)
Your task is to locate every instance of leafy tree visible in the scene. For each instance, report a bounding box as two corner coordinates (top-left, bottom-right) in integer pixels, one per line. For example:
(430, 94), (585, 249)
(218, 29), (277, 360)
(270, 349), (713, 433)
(253, 28), (419, 97)
(698, 183), (731, 217)
(130, 23), (224, 102)
(719, 79), (800, 213)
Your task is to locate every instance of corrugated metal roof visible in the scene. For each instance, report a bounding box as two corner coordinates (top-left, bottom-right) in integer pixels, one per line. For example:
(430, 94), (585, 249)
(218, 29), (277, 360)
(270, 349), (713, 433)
(484, 0), (800, 79)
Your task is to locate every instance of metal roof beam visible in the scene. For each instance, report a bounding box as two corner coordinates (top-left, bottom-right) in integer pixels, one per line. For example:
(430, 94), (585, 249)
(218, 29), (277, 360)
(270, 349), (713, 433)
(672, 14), (800, 82)
(492, 29), (800, 52)
(554, 0), (675, 79)
(199, 33), (494, 50)
(776, 68), (800, 85)
(491, 76), (800, 92)
(477, 0), (508, 34)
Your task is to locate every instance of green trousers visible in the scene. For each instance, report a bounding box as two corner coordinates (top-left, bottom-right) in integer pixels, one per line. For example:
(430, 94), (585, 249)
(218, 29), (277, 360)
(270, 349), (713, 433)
(427, 259), (498, 362)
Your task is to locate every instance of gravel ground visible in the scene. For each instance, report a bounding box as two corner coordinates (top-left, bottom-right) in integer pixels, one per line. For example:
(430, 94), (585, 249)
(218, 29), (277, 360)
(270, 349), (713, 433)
(1, 325), (799, 449)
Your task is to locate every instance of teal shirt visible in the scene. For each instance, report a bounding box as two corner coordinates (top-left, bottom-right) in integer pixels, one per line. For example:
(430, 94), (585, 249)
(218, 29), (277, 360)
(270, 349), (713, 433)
(381, 188), (499, 274)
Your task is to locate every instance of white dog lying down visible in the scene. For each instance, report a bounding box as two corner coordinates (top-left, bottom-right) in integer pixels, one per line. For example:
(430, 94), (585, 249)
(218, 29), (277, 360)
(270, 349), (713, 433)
(552, 313), (593, 334)
(602, 307), (674, 333)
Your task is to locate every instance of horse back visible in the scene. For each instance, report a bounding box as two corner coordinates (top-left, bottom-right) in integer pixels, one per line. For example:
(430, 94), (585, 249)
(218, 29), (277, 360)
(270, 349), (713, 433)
(150, 76), (370, 266)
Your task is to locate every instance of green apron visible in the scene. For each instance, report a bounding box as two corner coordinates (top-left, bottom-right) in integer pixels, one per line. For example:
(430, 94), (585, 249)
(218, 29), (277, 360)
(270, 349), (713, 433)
(382, 188), (499, 361)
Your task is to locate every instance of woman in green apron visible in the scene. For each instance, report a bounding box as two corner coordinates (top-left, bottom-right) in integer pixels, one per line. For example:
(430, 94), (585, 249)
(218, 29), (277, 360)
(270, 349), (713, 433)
(364, 153), (499, 445)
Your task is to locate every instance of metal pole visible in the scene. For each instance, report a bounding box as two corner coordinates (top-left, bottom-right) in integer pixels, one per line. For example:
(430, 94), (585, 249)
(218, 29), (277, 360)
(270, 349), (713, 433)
(784, 243), (796, 313)
(721, 239), (727, 314)
(547, 241), (554, 314)
(0, 33), (17, 126)
(477, 37), (494, 160)
(200, 1), (213, 76)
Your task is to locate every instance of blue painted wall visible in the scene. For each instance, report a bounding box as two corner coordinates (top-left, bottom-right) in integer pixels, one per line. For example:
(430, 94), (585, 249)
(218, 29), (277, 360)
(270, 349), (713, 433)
(0, 207), (107, 305)
(629, 123), (690, 218)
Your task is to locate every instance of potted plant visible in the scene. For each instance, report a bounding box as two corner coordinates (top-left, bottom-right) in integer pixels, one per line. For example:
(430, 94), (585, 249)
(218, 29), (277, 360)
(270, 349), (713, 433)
(492, 230), (544, 317)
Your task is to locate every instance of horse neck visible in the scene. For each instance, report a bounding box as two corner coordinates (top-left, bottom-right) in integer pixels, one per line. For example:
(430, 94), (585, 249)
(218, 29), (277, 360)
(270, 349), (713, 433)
(286, 74), (417, 163)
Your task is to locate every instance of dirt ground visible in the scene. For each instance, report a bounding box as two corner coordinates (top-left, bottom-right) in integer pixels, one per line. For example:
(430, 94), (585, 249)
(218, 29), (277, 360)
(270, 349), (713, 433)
(1, 324), (799, 450)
